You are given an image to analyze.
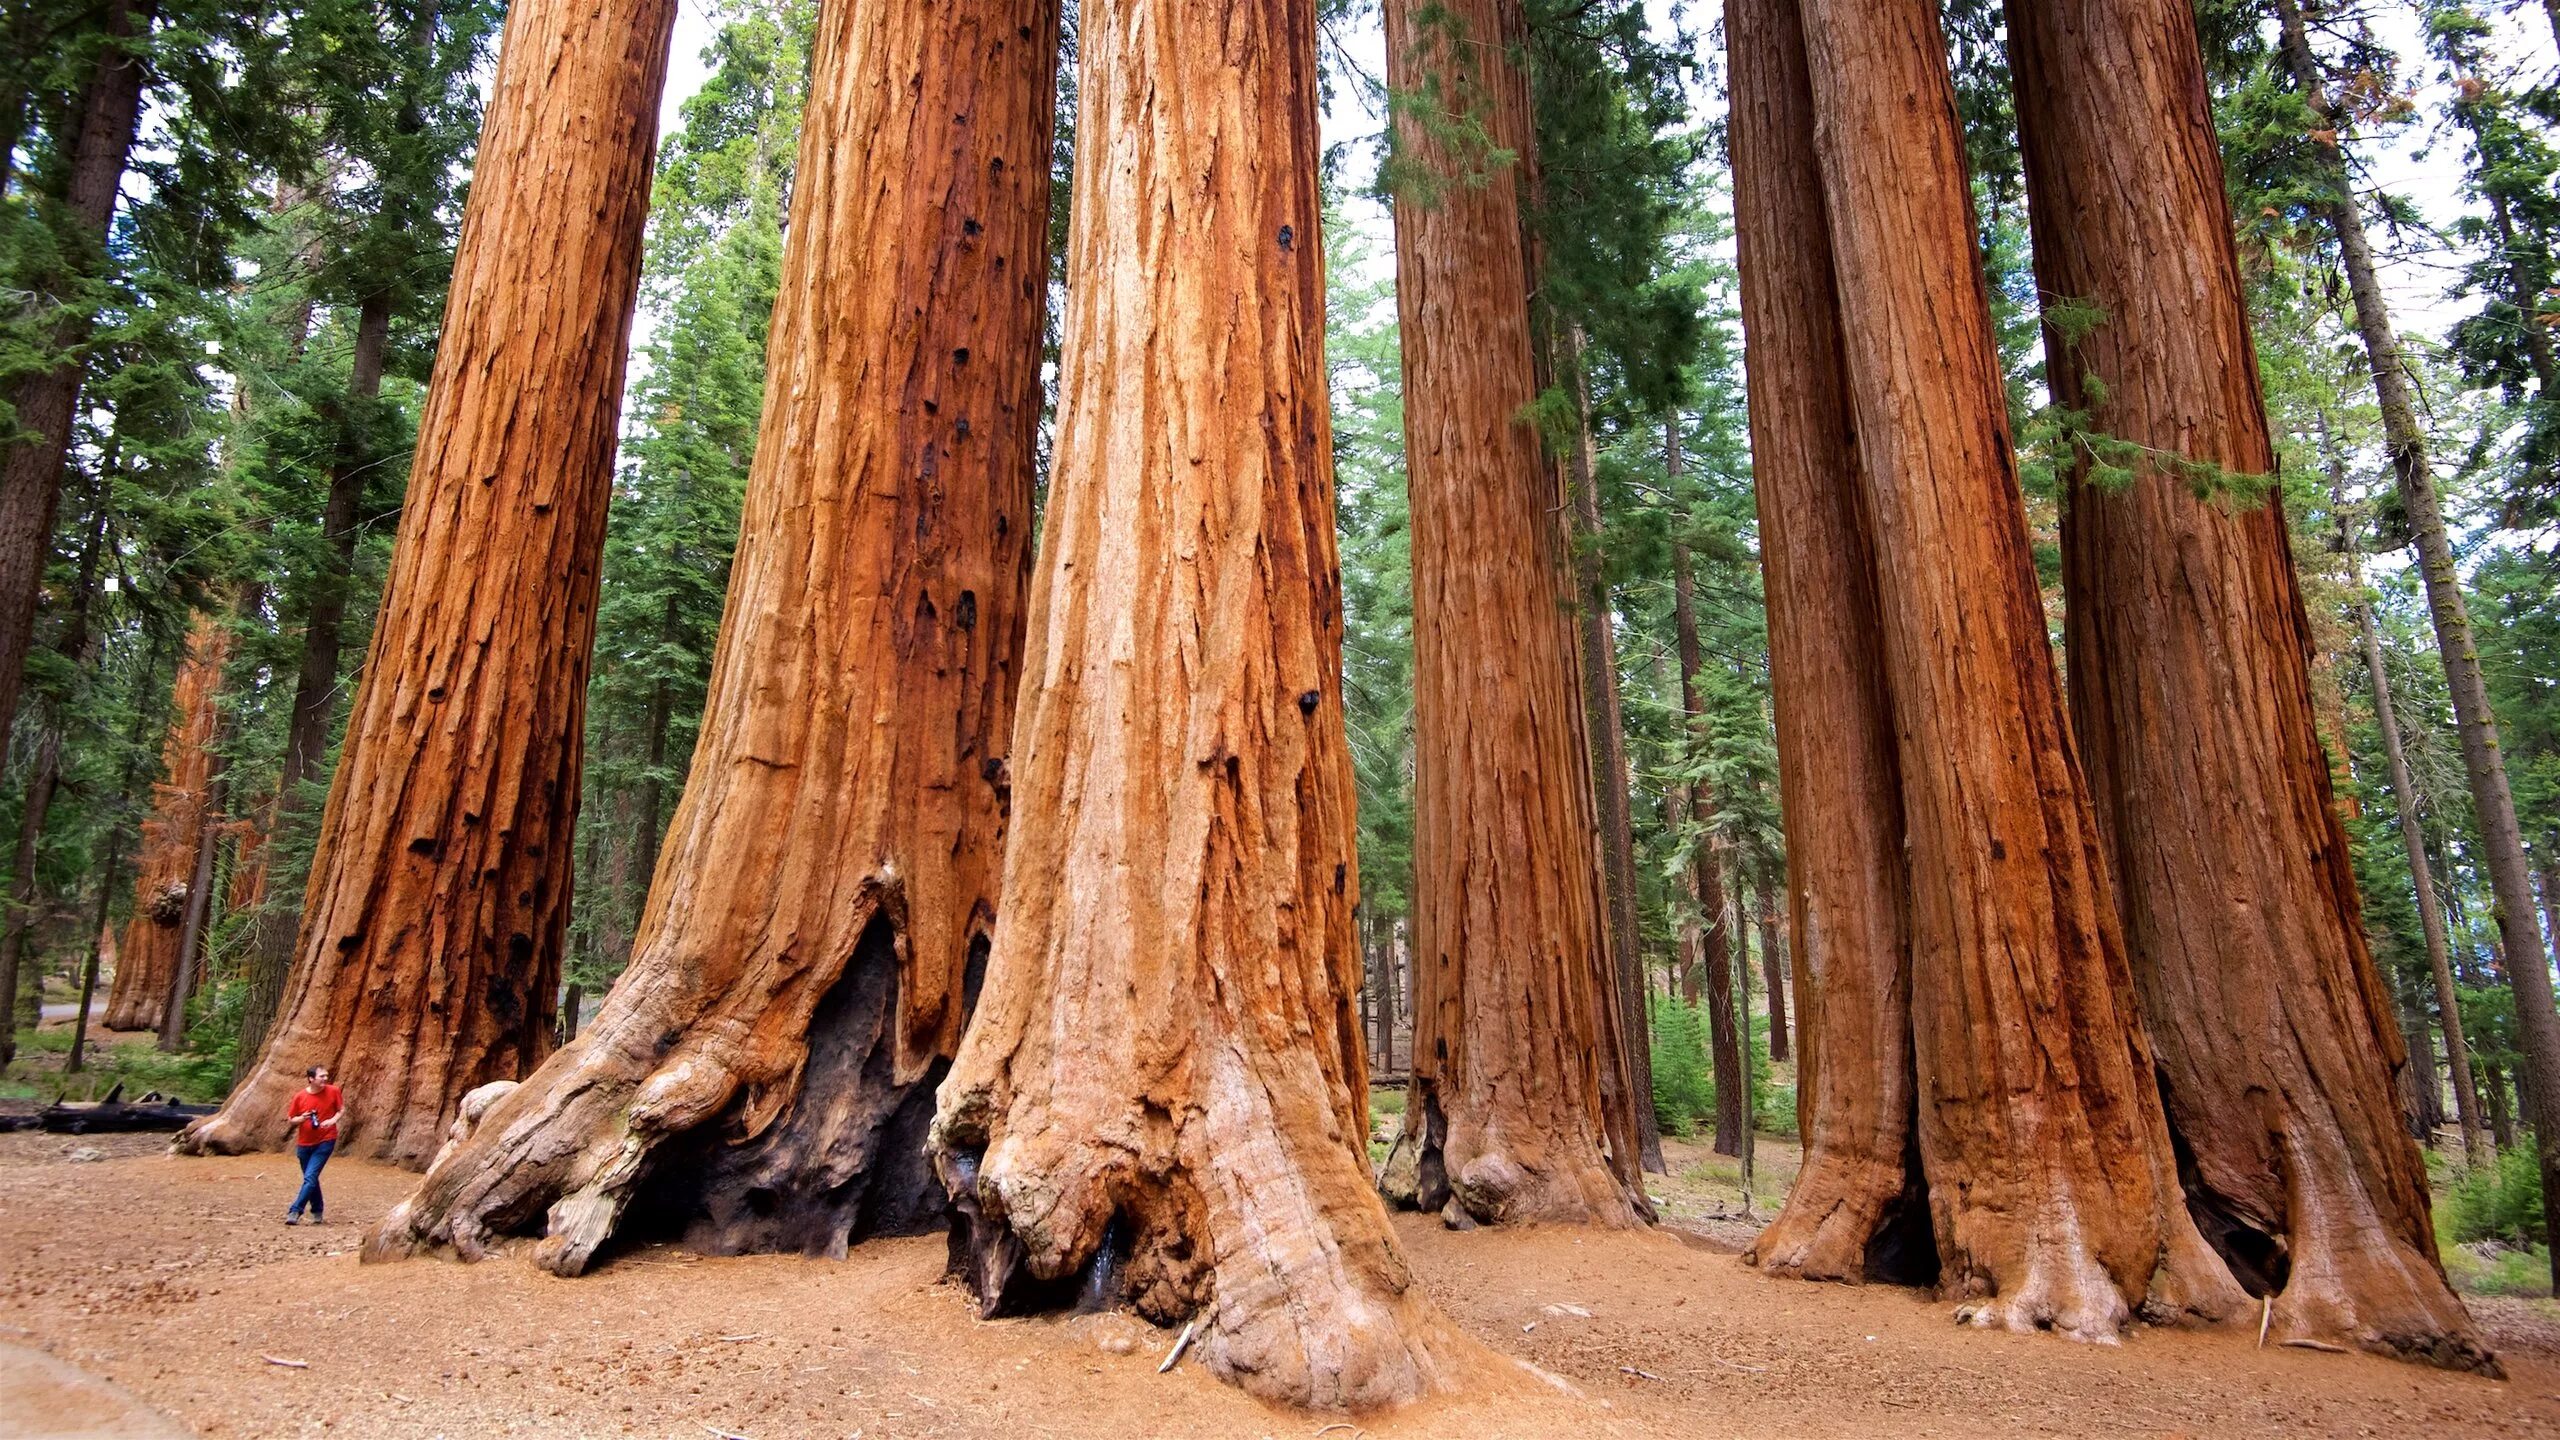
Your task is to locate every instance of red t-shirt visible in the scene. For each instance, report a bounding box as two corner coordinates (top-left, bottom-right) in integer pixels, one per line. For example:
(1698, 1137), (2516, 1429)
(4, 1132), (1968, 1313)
(287, 1084), (342, 1146)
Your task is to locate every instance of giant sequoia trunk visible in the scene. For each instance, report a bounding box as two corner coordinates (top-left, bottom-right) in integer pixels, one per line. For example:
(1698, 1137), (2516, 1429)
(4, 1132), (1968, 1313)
(102, 615), (230, 1034)
(1727, 0), (1924, 1288)
(179, 0), (677, 1167)
(0, 0), (152, 761)
(2276, 0), (2560, 1297)
(2010, 0), (2489, 1370)
(1790, 0), (2245, 1338)
(926, 0), (1477, 1409)
(368, 0), (1054, 1273)
(1386, 0), (1645, 1229)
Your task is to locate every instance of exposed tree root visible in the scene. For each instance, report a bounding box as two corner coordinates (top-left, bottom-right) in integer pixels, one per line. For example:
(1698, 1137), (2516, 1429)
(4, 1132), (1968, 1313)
(1399, 1086), (1648, 1229)
(934, 1032), (1489, 1413)
(367, 914), (960, 1274)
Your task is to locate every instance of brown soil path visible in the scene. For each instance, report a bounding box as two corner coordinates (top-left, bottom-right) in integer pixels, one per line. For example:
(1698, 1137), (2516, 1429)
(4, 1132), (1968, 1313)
(0, 1132), (2551, 1437)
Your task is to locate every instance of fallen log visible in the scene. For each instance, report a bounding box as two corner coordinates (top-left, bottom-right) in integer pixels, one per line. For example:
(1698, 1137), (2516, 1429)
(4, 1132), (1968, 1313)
(39, 1087), (218, 1134)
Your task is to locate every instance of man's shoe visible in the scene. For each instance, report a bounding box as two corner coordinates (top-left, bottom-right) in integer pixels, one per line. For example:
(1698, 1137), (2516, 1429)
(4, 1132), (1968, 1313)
(283, 1214), (300, 1226)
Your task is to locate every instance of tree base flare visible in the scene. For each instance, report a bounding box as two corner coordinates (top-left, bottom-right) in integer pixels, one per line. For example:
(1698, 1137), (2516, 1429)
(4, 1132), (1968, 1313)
(1396, 1088), (1649, 1229)
(932, 1077), (1489, 1413)
(366, 917), (954, 1274)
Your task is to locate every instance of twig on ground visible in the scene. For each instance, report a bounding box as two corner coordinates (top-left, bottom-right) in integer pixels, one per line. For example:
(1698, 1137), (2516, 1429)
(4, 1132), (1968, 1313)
(716, 1333), (761, 1343)
(2257, 1296), (2272, 1349)
(1159, 1318), (1200, 1374)
(258, 1355), (307, 1369)
(1619, 1365), (1664, 1382)
(699, 1424), (753, 1440)
(2280, 1338), (2349, 1355)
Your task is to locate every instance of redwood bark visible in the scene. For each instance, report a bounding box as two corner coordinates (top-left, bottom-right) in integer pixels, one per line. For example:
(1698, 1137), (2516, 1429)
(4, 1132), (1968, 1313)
(0, 0), (152, 760)
(2011, 0), (2488, 1369)
(180, 0), (677, 1166)
(368, 0), (1053, 1272)
(103, 615), (230, 1034)
(1727, 0), (1923, 1287)
(1387, 0), (1644, 1228)
(2277, 0), (2560, 1299)
(926, 0), (1478, 1407)
(1795, 0), (2246, 1337)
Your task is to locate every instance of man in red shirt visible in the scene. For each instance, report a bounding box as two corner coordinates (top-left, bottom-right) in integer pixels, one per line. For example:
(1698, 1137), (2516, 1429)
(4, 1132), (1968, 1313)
(280, 1066), (341, 1224)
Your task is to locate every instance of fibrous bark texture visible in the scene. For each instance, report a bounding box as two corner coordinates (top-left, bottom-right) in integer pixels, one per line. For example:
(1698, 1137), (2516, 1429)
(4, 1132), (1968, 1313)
(368, 0), (1053, 1274)
(180, 0), (676, 1167)
(926, 0), (1478, 1409)
(1726, 0), (1925, 1288)
(103, 614), (229, 1034)
(2008, 0), (2487, 1371)
(1387, 0), (1644, 1230)
(1793, 0), (2246, 1340)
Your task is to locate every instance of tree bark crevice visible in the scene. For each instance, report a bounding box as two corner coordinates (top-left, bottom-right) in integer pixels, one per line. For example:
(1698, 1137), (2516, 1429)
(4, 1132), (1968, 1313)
(182, 0), (680, 1166)
(366, 0), (1050, 1258)
(926, 0), (1485, 1409)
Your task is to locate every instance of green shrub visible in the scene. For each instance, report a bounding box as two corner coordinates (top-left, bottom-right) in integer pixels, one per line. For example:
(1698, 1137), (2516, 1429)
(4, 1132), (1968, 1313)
(1649, 993), (1711, 1135)
(2441, 1240), (2552, 1298)
(2443, 1143), (2545, 1247)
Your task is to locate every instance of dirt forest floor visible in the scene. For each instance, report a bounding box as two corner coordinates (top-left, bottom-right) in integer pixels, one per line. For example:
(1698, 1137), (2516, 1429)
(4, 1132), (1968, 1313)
(1, 1131), (2555, 1439)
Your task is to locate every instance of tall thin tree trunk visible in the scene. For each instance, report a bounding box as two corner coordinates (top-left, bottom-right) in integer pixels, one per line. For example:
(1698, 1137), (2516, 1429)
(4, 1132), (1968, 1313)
(158, 748), (228, 1053)
(1385, 0), (1645, 1227)
(925, 0), (1482, 1408)
(1728, 0), (1923, 1286)
(2012, 0), (2485, 1365)
(182, 0), (679, 1167)
(2277, 0), (2560, 1297)
(370, 0), (1053, 1272)
(235, 298), (390, 1073)
(0, 0), (153, 757)
(1672, 538), (1744, 1157)
(2359, 599), (2488, 1162)
(1560, 331), (1666, 1177)
(1756, 867), (1788, 1064)
(68, 629), (166, 1072)
(1795, 0), (2246, 1337)
(0, 726), (64, 1065)
(2400, 981), (2443, 1142)
(0, 461), (107, 1064)
(2483, 1060), (2516, 1150)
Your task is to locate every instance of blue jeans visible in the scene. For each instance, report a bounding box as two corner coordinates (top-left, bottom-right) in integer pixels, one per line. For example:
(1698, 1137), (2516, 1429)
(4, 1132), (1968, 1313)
(289, 1140), (334, 1218)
